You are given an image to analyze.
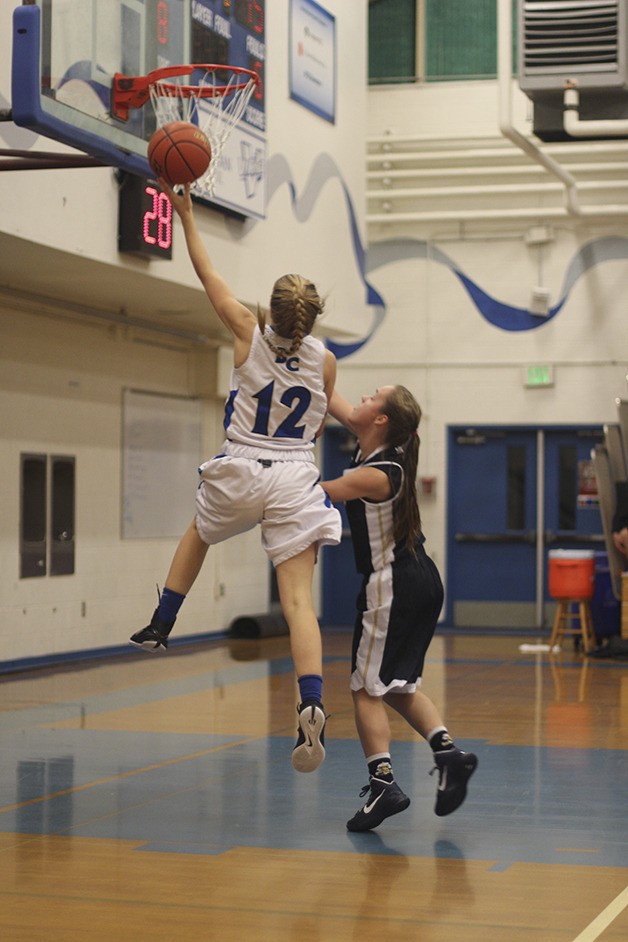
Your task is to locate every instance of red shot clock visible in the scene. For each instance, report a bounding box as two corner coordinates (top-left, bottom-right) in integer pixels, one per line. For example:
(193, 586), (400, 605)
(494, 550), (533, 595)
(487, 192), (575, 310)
(118, 173), (173, 259)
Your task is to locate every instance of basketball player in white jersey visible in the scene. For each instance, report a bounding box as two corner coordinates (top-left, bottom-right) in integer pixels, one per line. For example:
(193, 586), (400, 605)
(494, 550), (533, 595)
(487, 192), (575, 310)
(129, 181), (341, 774)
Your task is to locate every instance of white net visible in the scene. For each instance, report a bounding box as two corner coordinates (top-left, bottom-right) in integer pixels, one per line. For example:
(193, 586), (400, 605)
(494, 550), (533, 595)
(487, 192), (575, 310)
(148, 68), (258, 196)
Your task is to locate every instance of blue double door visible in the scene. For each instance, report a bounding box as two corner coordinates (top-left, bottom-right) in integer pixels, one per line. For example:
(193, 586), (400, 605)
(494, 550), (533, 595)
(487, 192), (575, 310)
(446, 425), (604, 628)
(321, 424), (604, 630)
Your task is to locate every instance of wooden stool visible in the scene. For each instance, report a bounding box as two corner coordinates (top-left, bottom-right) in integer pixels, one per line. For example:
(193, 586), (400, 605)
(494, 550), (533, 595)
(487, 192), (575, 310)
(549, 598), (596, 653)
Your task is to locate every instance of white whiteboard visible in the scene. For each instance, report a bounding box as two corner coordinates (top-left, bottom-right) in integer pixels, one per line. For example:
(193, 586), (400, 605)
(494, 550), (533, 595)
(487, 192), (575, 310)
(122, 389), (201, 539)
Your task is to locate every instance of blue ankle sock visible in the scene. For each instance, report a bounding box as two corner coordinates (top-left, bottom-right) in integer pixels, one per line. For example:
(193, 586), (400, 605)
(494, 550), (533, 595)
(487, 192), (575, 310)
(298, 673), (323, 704)
(157, 587), (186, 624)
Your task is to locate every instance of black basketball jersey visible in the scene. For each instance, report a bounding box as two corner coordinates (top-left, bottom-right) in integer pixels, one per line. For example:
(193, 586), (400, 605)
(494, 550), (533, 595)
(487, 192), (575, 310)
(345, 444), (419, 576)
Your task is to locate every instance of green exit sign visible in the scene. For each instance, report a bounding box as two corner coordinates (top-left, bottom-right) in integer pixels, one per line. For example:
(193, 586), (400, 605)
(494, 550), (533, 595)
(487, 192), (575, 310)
(524, 364), (554, 387)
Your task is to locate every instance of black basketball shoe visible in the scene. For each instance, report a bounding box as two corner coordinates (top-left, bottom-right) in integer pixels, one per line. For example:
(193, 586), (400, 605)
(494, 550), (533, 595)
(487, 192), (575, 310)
(291, 700), (326, 772)
(431, 748), (478, 816)
(129, 610), (173, 653)
(346, 778), (411, 832)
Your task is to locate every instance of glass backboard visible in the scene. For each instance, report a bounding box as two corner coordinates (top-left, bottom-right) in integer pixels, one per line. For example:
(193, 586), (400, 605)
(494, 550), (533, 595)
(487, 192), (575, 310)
(11, 0), (266, 219)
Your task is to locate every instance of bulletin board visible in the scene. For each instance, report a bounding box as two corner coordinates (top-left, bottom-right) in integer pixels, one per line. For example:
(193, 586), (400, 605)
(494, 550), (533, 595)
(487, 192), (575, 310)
(122, 389), (201, 539)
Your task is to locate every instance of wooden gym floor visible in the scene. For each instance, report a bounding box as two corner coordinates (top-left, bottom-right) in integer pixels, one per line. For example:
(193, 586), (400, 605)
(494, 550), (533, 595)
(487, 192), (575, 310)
(0, 629), (627, 941)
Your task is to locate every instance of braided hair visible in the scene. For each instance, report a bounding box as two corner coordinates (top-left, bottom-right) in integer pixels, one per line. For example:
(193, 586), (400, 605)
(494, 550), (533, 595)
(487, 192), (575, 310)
(382, 385), (422, 554)
(257, 274), (324, 356)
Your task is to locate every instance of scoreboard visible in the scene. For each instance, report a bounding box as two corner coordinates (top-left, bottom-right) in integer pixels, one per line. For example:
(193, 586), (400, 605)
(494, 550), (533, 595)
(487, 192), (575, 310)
(144, 0), (266, 219)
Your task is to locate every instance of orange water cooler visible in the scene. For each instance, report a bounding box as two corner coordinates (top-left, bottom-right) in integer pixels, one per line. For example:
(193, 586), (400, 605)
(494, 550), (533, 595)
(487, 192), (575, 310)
(548, 550), (596, 652)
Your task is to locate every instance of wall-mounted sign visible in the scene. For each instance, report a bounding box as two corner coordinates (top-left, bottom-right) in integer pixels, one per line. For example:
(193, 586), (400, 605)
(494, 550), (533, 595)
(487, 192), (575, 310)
(289, 0), (336, 124)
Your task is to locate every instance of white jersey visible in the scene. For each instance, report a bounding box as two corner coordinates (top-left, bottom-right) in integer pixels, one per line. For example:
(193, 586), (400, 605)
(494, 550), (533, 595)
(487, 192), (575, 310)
(222, 326), (328, 456)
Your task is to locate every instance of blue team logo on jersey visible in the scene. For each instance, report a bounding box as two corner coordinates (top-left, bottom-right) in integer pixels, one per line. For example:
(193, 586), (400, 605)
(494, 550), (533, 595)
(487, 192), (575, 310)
(275, 354), (300, 372)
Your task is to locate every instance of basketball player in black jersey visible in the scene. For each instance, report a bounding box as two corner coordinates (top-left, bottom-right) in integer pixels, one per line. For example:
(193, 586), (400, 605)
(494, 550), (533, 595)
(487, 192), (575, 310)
(323, 386), (477, 831)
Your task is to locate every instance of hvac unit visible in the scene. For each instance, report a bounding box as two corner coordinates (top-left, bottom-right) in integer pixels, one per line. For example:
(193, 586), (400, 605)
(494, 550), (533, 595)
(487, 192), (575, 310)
(518, 0), (628, 140)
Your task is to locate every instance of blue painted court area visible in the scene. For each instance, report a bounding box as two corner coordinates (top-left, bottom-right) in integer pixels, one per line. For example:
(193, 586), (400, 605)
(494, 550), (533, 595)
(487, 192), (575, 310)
(1, 720), (625, 870)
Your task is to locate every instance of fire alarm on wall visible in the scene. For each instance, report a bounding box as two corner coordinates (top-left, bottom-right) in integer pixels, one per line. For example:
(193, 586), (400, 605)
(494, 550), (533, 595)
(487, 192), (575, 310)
(530, 287), (551, 317)
(420, 476), (436, 497)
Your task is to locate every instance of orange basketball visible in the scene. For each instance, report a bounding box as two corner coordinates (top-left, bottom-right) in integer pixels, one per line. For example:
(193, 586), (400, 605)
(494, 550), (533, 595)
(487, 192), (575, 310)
(147, 121), (212, 186)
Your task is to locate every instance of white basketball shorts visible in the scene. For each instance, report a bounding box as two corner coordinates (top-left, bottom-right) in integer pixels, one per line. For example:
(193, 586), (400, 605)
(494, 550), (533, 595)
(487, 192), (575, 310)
(195, 453), (341, 567)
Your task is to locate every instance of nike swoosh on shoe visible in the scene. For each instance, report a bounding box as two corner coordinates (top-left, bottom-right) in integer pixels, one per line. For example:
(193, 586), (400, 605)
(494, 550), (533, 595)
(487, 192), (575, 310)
(363, 791), (385, 815)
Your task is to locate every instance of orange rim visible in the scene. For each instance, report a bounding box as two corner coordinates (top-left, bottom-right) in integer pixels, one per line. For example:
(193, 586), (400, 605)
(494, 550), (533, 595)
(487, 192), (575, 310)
(112, 64), (261, 120)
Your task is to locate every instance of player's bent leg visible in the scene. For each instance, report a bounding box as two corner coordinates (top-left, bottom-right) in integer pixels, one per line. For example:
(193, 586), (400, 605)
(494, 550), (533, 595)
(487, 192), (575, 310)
(129, 519), (209, 653)
(275, 545), (322, 677)
(276, 546), (328, 771)
(163, 519), (210, 595)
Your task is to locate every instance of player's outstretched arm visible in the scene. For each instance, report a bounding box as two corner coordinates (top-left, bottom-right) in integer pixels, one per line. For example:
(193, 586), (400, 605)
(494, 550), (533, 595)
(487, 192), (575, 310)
(314, 351), (338, 438)
(328, 390), (356, 431)
(323, 351), (337, 405)
(159, 180), (255, 344)
(322, 466), (391, 504)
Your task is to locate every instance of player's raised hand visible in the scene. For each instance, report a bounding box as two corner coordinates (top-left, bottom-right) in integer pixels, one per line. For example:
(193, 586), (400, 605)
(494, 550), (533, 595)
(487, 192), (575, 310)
(158, 179), (192, 217)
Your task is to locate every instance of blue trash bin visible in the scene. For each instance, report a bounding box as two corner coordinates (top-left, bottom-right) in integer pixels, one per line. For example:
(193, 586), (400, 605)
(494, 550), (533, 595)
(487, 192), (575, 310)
(590, 552), (621, 641)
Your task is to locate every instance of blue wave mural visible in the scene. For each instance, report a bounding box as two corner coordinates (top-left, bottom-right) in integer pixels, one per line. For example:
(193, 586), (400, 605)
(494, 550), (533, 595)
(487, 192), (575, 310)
(263, 153), (385, 359)
(368, 236), (628, 333)
(260, 153), (628, 355)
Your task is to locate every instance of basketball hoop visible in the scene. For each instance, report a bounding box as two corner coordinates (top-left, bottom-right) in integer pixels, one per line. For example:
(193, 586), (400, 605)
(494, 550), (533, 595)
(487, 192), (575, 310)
(112, 64), (261, 197)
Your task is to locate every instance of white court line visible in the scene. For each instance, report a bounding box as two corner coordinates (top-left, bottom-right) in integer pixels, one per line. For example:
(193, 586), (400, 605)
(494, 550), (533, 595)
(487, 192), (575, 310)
(571, 886), (628, 942)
